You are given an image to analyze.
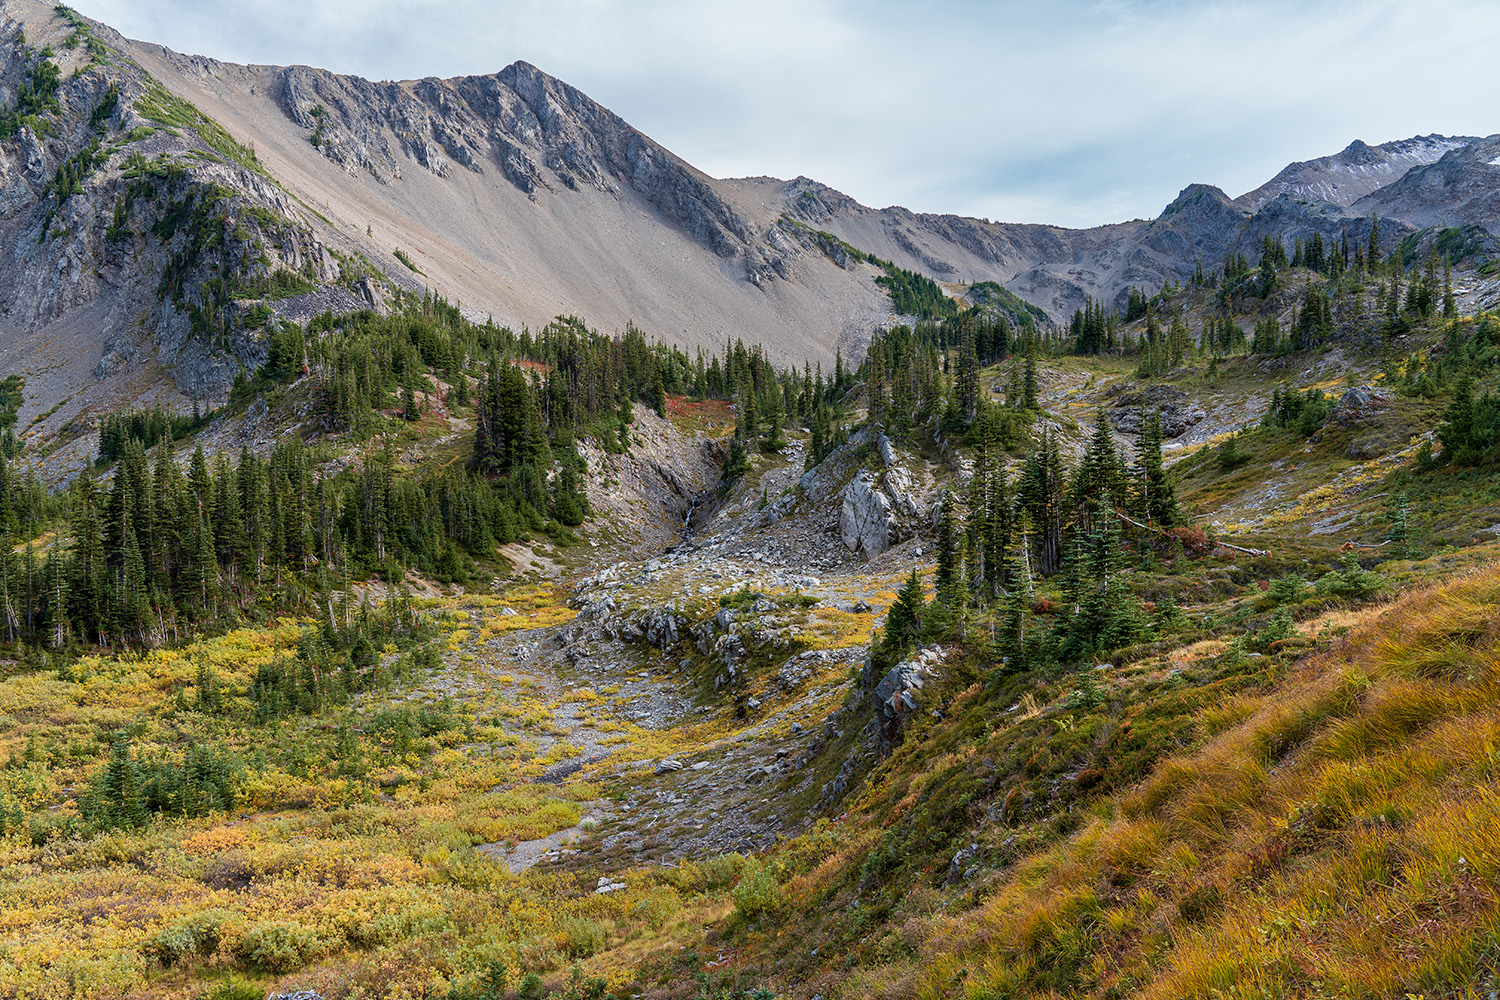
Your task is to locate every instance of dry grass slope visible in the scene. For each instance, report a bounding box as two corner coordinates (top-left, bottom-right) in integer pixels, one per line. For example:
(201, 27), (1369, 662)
(881, 563), (1500, 999)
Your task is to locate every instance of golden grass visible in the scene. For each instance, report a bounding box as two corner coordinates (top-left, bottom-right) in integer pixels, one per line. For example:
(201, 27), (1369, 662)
(859, 561), (1500, 1000)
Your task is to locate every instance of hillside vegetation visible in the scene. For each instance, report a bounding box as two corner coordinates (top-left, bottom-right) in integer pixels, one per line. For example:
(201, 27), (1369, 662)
(0, 262), (1498, 998)
(5, 6), (1500, 999)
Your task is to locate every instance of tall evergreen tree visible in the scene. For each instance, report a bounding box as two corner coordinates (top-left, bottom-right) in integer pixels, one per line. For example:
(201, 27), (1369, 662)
(882, 570), (926, 655)
(1132, 411), (1178, 527)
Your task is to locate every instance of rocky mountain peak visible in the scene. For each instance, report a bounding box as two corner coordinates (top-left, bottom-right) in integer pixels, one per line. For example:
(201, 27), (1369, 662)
(1158, 183), (1237, 220)
(1235, 132), (1479, 211)
(1337, 138), (1382, 165)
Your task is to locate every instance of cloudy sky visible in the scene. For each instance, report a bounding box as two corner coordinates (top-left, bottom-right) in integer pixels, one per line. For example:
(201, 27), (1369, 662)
(67, 0), (1500, 228)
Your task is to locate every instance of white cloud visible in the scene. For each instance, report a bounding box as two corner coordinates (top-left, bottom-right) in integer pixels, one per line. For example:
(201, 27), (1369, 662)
(68, 0), (1500, 228)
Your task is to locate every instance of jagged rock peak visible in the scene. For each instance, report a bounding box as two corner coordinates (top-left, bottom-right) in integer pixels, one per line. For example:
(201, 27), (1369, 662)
(1236, 133), (1481, 211)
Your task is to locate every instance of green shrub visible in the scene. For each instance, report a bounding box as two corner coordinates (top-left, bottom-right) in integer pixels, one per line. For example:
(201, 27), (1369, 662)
(666, 852), (746, 893)
(731, 855), (781, 919)
(1252, 608), (1297, 651)
(200, 978), (263, 1000)
(559, 916), (605, 958)
(1215, 433), (1253, 470)
(1315, 556), (1383, 600)
(517, 972), (544, 1000)
(234, 919), (321, 973)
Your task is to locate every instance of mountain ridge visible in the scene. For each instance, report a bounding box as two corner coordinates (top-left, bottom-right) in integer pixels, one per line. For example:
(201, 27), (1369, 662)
(4, 0), (1500, 446)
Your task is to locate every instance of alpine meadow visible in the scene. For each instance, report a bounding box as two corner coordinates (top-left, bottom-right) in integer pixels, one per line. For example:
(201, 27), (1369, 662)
(5, 2), (1500, 999)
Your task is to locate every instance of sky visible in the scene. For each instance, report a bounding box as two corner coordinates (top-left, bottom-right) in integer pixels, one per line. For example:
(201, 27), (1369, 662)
(66, 0), (1500, 229)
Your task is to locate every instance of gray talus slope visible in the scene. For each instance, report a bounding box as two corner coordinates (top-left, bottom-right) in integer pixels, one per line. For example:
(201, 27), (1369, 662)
(113, 37), (891, 367)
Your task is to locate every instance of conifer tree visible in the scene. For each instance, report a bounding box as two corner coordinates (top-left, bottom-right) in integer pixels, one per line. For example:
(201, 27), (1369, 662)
(44, 543), (68, 649)
(1017, 430), (1065, 575)
(957, 330), (979, 421)
(805, 408), (826, 472)
(935, 491), (962, 599)
(882, 570), (926, 654)
(760, 382), (785, 453)
(87, 738), (147, 829)
(1437, 370), (1477, 466)
(1072, 409), (1126, 535)
(1443, 258), (1456, 319)
(1022, 339), (1039, 412)
(552, 464), (586, 527)
(69, 475), (107, 642)
(1132, 411), (1178, 527)
(998, 515), (1033, 666)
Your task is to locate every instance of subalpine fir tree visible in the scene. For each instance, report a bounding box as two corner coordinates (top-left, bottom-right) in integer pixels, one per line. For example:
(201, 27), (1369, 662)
(1437, 370), (1478, 466)
(1167, 313), (1190, 368)
(738, 388), (758, 445)
(1386, 489), (1411, 559)
(1072, 409), (1126, 535)
(721, 435), (751, 490)
(1443, 258), (1456, 319)
(649, 370), (667, 418)
(552, 464), (586, 527)
(1017, 430), (1065, 575)
(882, 570), (926, 655)
(1022, 340), (1039, 411)
(617, 393), (632, 452)
(69, 475), (107, 642)
(1060, 532), (1090, 614)
(985, 461), (1012, 596)
(86, 738), (147, 829)
(760, 382), (785, 453)
(998, 519), (1033, 666)
(36, 549), (61, 646)
(956, 330), (980, 420)
(1133, 410), (1178, 527)
(1004, 359), (1023, 410)
(934, 492), (968, 620)
(965, 430), (992, 592)
(805, 407), (826, 472)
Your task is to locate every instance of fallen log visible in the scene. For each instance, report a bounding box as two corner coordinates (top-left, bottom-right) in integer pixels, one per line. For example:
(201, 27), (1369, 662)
(1113, 509), (1270, 558)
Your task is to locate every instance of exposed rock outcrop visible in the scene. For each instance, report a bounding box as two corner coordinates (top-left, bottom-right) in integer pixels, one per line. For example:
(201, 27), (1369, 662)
(840, 471), (897, 559)
(1332, 385), (1394, 427)
(1107, 383), (1208, 438)
(870, 646), (947, 742)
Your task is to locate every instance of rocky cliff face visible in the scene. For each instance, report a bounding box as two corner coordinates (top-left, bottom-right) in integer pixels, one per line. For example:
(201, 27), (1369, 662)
(739, 131), (1500, 320)
(1355, 135), (1500, 231)
(0, 1), (366, 447)
(745, 143), (1492, 320)
(0, 0), (894, 442)
(278, 59), (760, 265)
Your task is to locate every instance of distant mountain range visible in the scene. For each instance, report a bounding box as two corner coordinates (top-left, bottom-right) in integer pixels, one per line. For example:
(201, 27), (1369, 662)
(3, 0), (1500, 434)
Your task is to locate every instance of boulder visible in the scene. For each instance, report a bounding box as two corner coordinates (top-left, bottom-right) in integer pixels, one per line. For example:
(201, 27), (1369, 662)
(946, 843), (981, 885)
(840, 471), (896, 558)
(1332, 385), (1393, 426)
(641, 608), (684, 648)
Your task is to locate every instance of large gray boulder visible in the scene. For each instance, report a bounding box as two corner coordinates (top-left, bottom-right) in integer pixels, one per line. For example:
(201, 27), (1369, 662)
(840, 471), (896, 558)
(1333, 385), (1393, 426)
